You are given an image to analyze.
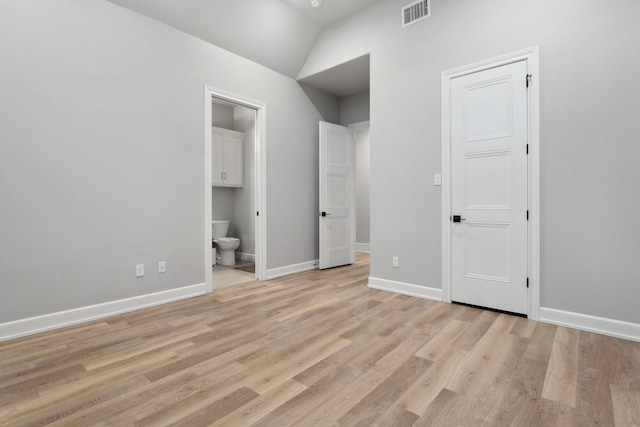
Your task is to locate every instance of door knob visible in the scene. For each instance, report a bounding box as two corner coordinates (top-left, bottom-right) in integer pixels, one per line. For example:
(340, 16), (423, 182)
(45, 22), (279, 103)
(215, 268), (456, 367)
(452, 215), (466, 223)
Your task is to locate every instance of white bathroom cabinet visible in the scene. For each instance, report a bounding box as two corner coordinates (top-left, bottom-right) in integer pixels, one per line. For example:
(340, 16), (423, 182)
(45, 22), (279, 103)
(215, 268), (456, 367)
(212, 127), (243, 187)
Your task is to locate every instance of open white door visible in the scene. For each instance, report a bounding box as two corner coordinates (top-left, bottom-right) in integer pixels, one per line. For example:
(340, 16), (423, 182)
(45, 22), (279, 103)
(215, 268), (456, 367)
(319, 121), (355, 269)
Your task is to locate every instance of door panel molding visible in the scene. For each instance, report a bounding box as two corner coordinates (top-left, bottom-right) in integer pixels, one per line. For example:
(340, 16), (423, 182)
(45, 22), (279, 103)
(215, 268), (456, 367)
(441, 46), (540, 319)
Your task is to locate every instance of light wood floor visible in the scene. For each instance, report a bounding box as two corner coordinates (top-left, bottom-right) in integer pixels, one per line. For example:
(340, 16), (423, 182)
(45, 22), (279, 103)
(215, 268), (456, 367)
(213, 268), (255, 290)
(1, 254), (639, 426)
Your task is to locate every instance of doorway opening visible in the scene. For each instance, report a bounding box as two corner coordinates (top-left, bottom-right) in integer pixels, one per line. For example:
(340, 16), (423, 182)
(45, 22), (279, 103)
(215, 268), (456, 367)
(204, 86), (266, 292)
(317, 120), (370, 269)
(350, 121), (370, 255)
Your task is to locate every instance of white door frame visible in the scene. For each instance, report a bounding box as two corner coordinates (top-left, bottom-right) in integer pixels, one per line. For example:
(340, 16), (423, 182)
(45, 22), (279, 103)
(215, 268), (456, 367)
(204, 86), (267, 292)
(441, 46), (540, 319)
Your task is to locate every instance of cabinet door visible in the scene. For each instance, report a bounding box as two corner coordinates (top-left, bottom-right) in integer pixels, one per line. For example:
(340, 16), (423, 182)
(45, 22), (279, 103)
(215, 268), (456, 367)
(211, 133), (225, 185)
(223, 135), (243, 186)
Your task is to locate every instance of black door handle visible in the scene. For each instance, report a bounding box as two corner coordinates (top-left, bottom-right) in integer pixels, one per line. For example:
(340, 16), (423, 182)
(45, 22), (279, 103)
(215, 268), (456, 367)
(452, 215), (466, 223)
(321, 211), (331, 217)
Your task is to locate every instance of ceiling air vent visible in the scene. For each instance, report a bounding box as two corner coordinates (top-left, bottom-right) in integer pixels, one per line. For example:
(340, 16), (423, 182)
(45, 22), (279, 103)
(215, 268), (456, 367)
(402, 0), (430, 27)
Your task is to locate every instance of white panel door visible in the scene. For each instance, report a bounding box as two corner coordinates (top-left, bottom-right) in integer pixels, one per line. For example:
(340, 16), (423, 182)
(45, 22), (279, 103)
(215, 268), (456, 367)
(450, 60), (528, 314)
(319, 122), (355, 269)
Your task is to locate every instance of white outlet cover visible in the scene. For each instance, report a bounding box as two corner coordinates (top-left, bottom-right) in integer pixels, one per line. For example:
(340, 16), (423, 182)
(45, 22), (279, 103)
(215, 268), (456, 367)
(434, 174), (442, 186)
(135, 264), (144, 277)
(158, 261), (166, 273)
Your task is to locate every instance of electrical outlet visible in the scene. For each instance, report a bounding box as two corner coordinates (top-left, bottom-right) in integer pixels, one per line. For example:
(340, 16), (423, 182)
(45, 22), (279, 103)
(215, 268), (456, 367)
(434, 174), (442, 186)
(158, 261), (166, 274)
(392, 256), (399, 268)
(135, 264), (144, 277)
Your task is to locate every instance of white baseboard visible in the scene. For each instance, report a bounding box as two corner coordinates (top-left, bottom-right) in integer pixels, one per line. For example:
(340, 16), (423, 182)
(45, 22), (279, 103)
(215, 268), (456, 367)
(266, 260), (318, 280)
(0, 283), (207, 343)
(237, 252), (255, 262)
(539, 307), (640, 343)
(356, 243), (370, 253)
(368, 277), (443, 302)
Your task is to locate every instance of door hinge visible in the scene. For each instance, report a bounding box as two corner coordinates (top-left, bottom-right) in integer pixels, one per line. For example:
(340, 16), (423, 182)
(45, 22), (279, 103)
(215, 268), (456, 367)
(526, 74), (532, 88)
(526, 144), (529, 155)
(256, 211), (259, 216)
(526, 210), (529, 221)
(526, 277), (529, 288)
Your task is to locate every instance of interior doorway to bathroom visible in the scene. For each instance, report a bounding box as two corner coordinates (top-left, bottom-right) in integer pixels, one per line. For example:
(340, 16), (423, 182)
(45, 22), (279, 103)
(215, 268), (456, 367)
(204, 86), (266, 292)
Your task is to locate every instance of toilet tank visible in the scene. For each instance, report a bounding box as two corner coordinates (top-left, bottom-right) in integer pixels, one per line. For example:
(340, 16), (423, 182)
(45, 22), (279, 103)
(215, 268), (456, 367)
(212, 220), (229, 239)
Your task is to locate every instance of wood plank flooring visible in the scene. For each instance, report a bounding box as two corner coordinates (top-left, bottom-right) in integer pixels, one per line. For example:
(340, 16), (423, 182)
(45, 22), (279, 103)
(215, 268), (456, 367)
(1, 253), (639, 426)
(212, 268), (255, 290)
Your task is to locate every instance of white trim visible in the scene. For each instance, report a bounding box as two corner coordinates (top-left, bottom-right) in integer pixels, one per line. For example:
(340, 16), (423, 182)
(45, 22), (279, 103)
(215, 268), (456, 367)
(204, 91), (213, 292)
(441, 47), (539, 80)
(205, 86), (267, 285)
(237, 252), (256, 262)
(440, 46), (540, 319)
(266, 260), (318, 280)
(0, 284), (207, 343)
(526, 50), (541, 321)
(256, 102), (268, 282)
(368, 277), (442, 302)
(539, 307), (640, 343)
(356, 243), (370, 253)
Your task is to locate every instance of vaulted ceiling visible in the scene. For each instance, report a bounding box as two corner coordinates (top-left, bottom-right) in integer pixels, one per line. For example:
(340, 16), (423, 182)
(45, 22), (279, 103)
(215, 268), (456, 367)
(107, 0), (378, 95)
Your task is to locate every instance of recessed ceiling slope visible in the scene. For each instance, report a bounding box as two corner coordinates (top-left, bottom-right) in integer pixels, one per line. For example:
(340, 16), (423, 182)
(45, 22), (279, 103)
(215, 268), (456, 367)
(297, 54), (370, 98)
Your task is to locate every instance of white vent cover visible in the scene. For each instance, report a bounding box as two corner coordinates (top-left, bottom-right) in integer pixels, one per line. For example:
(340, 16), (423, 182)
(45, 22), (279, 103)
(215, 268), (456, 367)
(402, 0), (430, 27)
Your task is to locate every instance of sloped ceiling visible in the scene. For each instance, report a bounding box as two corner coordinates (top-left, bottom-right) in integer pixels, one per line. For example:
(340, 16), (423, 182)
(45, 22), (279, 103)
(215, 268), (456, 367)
(107, 0), (379, 88)
(298, 54), (370, 98)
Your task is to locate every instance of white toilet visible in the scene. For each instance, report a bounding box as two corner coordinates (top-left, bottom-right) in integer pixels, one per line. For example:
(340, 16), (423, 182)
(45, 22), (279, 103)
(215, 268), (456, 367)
(212, 220), (240, 266)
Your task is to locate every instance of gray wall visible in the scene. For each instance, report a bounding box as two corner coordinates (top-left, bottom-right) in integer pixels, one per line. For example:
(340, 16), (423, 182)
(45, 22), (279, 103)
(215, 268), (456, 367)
(339, 91), (370, 126)
(211, 102), (235, 129)
(301, 0), (640, 323)
(355, 128), (371, 246)
(212, 187), (236, 234)
(0, 0), (337, 323)
(233, 106), (256, 255)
